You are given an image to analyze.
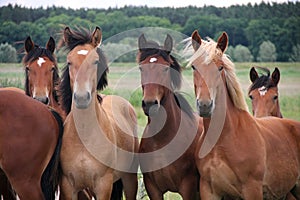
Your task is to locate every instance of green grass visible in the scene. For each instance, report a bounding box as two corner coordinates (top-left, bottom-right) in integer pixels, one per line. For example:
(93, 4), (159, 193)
(1, 62), (300, 199)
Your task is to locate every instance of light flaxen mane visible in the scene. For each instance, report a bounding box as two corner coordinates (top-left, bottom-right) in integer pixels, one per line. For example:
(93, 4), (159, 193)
(186, 37), (248, 112)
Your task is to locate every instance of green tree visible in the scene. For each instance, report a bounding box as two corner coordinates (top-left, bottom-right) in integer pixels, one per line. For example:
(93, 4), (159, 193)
(257, 40), (277, 62)
(233, 45), (253, 62)
(0, 43), (18, 63)
(289, 44), (300, 62)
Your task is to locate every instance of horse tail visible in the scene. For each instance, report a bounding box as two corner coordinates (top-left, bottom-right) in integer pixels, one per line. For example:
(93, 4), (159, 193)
(110, 179), (123, 200)
(41, 109), (64, 200)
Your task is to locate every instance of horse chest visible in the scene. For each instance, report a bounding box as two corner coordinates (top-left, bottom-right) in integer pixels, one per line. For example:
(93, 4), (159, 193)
(199, 151), (242, 197)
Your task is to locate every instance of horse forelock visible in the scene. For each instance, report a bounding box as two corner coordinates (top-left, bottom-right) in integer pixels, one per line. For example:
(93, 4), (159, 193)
(138, 47), (182, 90)
(185, 37), (248, 112)
(248, 67), (276, 94)
(63, 27), (92, 52)
(22, 45), (57, 66)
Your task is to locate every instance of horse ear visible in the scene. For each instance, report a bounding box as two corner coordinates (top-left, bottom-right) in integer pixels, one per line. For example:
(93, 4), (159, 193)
(250, 67), (259, 83)
(271, 67), (280, 86)
(46, 37), (55, 54)
(164, 34), (173, 53)
(138, 34), (147, 50)
(217, 32), (228, 53)
(63, 27), (72, 45)
(92, 26), (102, 47)
(191, 30), (201, 51)
(25, 36), (34, 53)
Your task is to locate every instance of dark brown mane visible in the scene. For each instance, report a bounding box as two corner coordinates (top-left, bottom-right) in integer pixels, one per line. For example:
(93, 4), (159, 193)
(22, 45), (60, 103)
(248, 67), (276, 94)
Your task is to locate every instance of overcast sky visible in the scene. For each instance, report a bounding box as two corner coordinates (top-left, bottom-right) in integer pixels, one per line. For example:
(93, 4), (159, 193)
(0, 0), (297, 9)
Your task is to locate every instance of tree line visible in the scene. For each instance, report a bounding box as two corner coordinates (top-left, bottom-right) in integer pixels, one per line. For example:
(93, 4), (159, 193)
(0, 2), (299, 62)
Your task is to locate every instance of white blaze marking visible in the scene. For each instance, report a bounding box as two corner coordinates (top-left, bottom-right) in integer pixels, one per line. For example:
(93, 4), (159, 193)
(149, 57), (157, 63)
(37, 57), (46, 67)
(258, 86), (268, 96)
(77, 50), (89, 55)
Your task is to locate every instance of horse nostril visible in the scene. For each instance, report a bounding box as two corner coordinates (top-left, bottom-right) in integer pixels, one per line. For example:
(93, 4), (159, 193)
(142, 100), (146, 108)
(44, 97), (49, 105)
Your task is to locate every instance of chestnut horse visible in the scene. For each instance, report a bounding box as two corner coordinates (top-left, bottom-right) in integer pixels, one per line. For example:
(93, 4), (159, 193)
(0, 89), (63, 200)
(187, 30), (300, 199)
(248, 66), (283, 118)
(22, 36), (65, 119)
(137, 34), (202, 199)
(59, 26), (139, 200)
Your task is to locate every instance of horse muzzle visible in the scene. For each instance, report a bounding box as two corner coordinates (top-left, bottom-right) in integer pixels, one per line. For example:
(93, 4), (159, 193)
(33, 96), (49, 105)
(197, 99), (213, 117)
(142, 99), (160, 116)
(74, 91), (91, 109)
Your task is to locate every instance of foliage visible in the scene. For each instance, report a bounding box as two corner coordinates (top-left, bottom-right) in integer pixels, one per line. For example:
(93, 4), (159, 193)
(0, 43), (17, 63)
(257, 40), (277, 62)
(233, 44), (253, 62)
(289, 44), (300, 62)
(0, 2), (300, 62)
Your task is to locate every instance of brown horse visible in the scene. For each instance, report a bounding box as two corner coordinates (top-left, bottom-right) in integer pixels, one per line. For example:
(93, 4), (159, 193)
(249, 67), (297, 200)
(248, 66), (283, 118)
(22, 36), (65, 119)
(137, 34), (202, 199)
(187, 30), (300, 199)
(59, 26), (139, 200)
(0, 89), (63, 200)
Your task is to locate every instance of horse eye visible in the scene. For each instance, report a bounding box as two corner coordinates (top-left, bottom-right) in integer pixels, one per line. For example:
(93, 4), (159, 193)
(51, 67), (55, 72)
(94, 60), (99, 65)
(249, 95), (253, 100)
(25, 66), (30, 72)
(191, 65), (196, 70)
(218, 66), (224, 71)
(273, 95), (278, 100)
(139, 66), (143, 72)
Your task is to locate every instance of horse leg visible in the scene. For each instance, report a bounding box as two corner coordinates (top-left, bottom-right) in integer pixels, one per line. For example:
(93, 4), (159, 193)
(143, 175), (163, 200)
(291, 183), (300, 199)
(199, 178), (221, 200)
(179, 176), (199, 200)
(94, 173), (113, 200)
(13, 179), (44, 200)
(0, 173), (16, 200)
(59, 175), (75, 200)
(241, 179), (263, 200)
(121, 173), (138, 200)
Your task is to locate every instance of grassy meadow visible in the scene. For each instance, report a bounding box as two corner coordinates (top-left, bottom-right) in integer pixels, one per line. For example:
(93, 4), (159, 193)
(1, 62), (300, 199)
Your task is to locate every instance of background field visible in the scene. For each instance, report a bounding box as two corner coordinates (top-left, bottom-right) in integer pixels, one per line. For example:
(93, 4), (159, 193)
(0, 62), (299, 199)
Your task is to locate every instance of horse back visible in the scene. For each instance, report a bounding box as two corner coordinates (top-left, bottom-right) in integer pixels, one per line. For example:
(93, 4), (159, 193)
(0, 90), (59, 193)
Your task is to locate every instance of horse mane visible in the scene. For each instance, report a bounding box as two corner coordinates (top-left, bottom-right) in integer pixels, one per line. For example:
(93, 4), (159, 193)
(60, 28), (108, 114)
(137, 43), (182, 90)
(248, 67), (276, 94)
(186, 37), (248, 112)
(174, 92), (195, 120)
(22, 45), (60, 103)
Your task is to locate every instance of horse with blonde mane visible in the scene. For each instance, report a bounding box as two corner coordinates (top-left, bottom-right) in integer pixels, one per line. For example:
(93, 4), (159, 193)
(59, 26), (139, 200)
(186, 30), (300, 199)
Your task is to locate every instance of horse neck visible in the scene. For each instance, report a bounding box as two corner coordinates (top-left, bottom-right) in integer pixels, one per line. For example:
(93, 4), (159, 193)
(203, 77), (243, 135)
(71, 91), (110, 132)
(147, 91), (181, 140)
(274, 100), (283, 118)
